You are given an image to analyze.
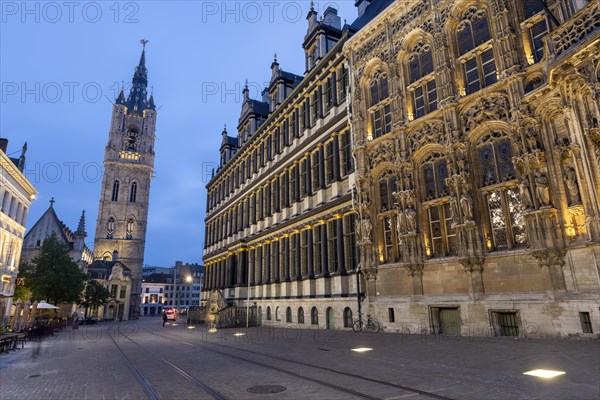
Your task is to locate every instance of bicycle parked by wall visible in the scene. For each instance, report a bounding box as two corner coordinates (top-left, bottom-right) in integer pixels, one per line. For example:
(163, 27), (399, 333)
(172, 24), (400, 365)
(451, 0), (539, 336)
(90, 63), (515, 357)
(352, 313), (380, 333)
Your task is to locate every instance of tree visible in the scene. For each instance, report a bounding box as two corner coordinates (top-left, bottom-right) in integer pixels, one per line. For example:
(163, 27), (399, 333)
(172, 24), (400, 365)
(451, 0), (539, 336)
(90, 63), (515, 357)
(18, 234), (86, 305)
(79, 280), (110, 318)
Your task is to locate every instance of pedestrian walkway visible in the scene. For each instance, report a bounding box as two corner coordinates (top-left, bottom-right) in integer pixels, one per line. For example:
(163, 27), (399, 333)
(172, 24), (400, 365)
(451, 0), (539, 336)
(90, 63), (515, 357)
(0, 319), (597, 400)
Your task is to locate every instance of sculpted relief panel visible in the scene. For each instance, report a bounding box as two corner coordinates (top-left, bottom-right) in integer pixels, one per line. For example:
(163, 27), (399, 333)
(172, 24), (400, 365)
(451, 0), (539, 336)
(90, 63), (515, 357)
(461, 93), (510, 134)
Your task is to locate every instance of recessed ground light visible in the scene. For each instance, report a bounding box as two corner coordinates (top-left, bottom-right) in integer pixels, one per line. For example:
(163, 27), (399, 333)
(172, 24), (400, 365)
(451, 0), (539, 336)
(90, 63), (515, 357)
(171, 323), (178, 326)
(351, 347), (373, 353)
(523, 369), (566, 378)
(208, 327), (217, 334)
(187, 326), (195, 329)
(233, 333), (245, 336)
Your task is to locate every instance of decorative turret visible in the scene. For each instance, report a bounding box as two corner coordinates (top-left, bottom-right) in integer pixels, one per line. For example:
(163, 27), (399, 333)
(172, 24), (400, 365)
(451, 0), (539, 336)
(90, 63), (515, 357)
(75, 210), (87, 237)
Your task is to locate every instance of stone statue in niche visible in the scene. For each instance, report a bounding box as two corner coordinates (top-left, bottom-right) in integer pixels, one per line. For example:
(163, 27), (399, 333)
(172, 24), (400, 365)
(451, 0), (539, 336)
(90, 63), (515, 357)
(519, 178), (534, 210)
(359, 217), (372, 243)
(564, 166), (581, 205)
(405, 207), (417, 233)
(450, 195), (461, 224)
(534, 172), (551, 207)
(460, 192), (473, 221)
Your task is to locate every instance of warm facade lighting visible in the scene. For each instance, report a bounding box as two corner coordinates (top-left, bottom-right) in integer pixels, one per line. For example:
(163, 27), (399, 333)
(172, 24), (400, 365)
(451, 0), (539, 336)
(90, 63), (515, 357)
(523, 369), (566, 378)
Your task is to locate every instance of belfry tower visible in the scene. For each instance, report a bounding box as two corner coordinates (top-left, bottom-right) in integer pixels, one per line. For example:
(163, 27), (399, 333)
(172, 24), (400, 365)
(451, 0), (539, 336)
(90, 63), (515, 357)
(93, 40), (156, 319)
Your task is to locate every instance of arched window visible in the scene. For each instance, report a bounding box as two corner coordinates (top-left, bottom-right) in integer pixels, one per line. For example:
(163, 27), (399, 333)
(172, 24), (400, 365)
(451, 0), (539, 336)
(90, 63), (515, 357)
(377, 171), (401, 263)
(456, 7), (496, 94)
(298, 307), (305, 324)
(343, 307), (353, 328)
(125, 129), (138, 151)
(407, 40), (437, 119)
(129, 182), (137, 203)
(111, 180), (120, 202)
(368, 71), (392, 139)
(477, 132), (526, 250)
(286, 307), (292, 323)
(126, 217), (135, 240)
(311, 307), (318, 325)
(421, 153), (456, 258)
(521, 0), (553, 64)
(107, 217), (115, 239)
(275, 306), (280, 321)
(266, 306), (271, 320)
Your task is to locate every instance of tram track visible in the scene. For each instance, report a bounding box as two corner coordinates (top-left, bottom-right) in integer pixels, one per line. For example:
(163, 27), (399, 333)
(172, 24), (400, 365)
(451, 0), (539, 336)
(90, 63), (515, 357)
(143, 326), (459, 400)
(108, 329), (227, 400)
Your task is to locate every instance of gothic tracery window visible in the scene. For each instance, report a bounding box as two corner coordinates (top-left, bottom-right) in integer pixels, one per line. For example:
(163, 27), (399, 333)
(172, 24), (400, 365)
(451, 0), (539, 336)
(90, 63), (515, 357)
(477, 133), (526, 249)
(456, 7), (497, 95)
(376, 171), (401, 263)
(407, 41), (437, 119)
(420, 153), (456, 258)
(368, 71), (392, 139)
(107, 217), (115, 239)
(126, 217), (135, 240)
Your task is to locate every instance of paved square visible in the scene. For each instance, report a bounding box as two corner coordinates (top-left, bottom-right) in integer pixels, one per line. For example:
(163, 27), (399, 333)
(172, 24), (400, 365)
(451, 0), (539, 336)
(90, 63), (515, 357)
(1, 318), (598, 400)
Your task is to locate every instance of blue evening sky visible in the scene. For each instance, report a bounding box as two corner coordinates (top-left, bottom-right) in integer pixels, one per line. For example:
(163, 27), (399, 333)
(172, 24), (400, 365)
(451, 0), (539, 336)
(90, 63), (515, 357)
(1, 1), (358, 267)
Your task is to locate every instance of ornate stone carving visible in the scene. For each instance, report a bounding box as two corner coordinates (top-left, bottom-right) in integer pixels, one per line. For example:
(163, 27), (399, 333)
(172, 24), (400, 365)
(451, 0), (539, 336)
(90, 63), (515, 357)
(550, 3), (600, 59)
(368, 140), (396, 170)
(355, 32), (387, 63)
(390, 2), (430, 37)
(408, 120), (445, 154)
(461, 94), (510, 134)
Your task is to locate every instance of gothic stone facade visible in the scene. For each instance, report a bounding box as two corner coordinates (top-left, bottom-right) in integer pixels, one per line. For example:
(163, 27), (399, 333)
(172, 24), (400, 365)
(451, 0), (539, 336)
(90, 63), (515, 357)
(203, 7), (361, 330)
(93, 46), (156, 320)
(344, 0), (599, 336)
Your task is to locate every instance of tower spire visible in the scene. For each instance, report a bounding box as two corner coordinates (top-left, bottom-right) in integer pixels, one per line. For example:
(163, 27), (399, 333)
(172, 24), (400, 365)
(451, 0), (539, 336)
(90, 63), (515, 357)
(76, 210), (86, 234)
(123, 39), (151, 114)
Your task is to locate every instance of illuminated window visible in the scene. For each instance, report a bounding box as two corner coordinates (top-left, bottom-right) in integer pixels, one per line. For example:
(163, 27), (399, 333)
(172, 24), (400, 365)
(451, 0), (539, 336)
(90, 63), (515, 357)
(477, 134), (525, 249)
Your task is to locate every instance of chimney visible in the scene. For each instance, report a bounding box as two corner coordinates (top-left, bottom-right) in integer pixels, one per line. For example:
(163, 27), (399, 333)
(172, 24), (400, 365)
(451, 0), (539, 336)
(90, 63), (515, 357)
(323, 7), (341, 30)
(0, 138), (7, 153)
(355, 0), (372, 18)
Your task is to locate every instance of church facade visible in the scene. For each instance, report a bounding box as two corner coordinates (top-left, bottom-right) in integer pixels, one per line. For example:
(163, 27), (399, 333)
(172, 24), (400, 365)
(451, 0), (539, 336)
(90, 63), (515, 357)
(92, 43), (157, 320)
(203, 0), (599, 336)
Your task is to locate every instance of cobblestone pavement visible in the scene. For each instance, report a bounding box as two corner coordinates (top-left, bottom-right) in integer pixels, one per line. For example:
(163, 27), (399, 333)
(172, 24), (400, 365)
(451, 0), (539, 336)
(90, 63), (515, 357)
(0, 318), (598, 400)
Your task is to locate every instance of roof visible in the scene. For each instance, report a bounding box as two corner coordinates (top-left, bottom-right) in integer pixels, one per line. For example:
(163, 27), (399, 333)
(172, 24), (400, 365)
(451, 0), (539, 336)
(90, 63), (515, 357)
(88, 260), (132, 275)
(350, 0), (396, 31)
(143, 273), (172, 284)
